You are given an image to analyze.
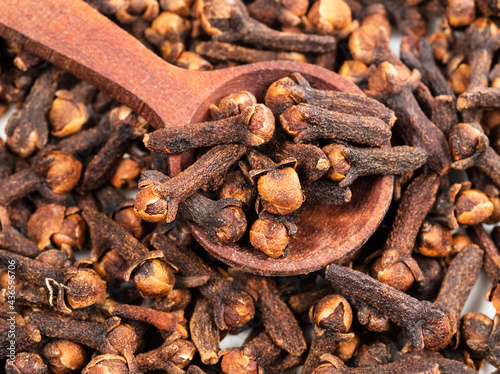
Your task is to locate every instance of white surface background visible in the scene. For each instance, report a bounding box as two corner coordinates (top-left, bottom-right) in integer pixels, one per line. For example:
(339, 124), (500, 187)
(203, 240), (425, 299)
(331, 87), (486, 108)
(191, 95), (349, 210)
(0, 27), (497, 374)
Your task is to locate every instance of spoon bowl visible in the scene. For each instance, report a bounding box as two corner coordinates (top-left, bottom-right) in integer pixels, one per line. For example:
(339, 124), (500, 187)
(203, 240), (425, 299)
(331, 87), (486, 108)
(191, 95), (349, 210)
(0, 0), (393, 275)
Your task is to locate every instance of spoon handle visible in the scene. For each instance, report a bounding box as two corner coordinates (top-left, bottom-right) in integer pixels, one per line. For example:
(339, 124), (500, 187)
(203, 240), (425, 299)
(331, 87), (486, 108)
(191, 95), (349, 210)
(0, 0), (207, 128)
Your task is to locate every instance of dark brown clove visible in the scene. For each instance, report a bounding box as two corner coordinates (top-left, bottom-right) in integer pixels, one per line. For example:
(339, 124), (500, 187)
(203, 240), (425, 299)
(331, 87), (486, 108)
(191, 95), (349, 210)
(5, 352), (47, 374)
(367, 62), (451, 174)
(29, 312), (139, 373)
(449, 123), (500, 191)
(246, 149), (305, 215)
(262, 134), (330, 182)
(0, 149), (82, 206)
(301, 179), (352, 206)
(0, 250), (106, 312)
(49, 81), (96, 137)
(430, 245), (484, 349)
(78, 106), (148, 193)
(190, 295), (220, 365)
(82, 354), (128, 374)
(264, 73), (395, 126)
(322, 143), (426, 187)
(325, 264), (452, 350)
(178, 193), (247, 245)
(0, 319), (42, 359)
(196, 41), (306, 64)
(461, 312), (500, 368)
(247, 0), (308, 27)
(280, 103), (391, 147)
(5, 67), (63, 158)
(83, 208), (175, 297)
(42, 339), (88, 374)
(302, 294), (355, 374)
(110, 303), (188, 339)
(197, 0), (337, 53)
(249, 213), (296, 258)
(0, 206), (40, 258)
(313, 354), (440, 374)
(151, 233), (255, 330)
(218, 169), (256, 207)
(134, 144), (247, 222)
(144, 104), (274, 154)
(230, 269), (307, 356)
(400, 35), (455, 99)
(370, 171), (440, 291)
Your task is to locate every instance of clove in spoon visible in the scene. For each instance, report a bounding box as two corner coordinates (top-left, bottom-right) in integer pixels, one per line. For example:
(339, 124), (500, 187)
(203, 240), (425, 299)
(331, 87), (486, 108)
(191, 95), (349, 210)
(0, 0), (393, 275)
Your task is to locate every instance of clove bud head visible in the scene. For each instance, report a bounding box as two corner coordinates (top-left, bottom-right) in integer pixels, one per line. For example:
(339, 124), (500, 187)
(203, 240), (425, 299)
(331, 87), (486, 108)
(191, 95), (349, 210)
(461, 312), (493, 344)
(49, 89), (89, 137)
(258, 167), (304, 215)
(313, 294), (353, 332)
(448, 122), (489, 161)
(249, 217), (289, 258)
(65, 268), (107, 309)
(265, 76), (304, 115)
(219, 170), (256, 207)
(132, 259), (175, 297)
(348, 24), (388, 64)
(217, 205), (247, 245)
(134, 185), (169, 222)
(220, 348), (258, 374)
(455, 189), (494, 225)
(42, 339), (88, 374)
(9, 352), (47, 374)
(170, 339), (196, 368)
(370, 258), (415, 292)
(244, 104), (275, 147)
(211, 91), (257, 119)
(417, 221), (453, 257)
(323, 144), (351, 182)
(38, 150), (83, 194)
(82, 355), (129, 374)
(222, 290), (255, 329)
(280, 105), (310, 137)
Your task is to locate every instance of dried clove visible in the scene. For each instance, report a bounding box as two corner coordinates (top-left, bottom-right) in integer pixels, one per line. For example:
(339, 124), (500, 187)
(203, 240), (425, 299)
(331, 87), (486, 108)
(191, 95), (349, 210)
(262, 134), (330, 182)
(196, 41), (306, 63)
(144, 104), (274, 153)
(0, 149), (82, 206)
(178, 193), (247, 245)
(5, 67), (63, 158)
(134, 144), (247, 222)
(42, 339), (88, 374)
(322, 143), (426, 187)
(264, 73), (396, 126)
(230, 269), (307, 356)
(151, 233), (255, 330)
(246, 149), (305, 215)
(109, 303), (188, 338)
(29, 312), (140, 373)
(190, 295), (220, 365)
(302, 294), (354, 374)
(78, 106), (148, 193)
(0, 250), (106, 312)
(367, 62), (451, 174)
(49, 81), (96, 137)
(196, 0), (337, 53)
(370, 171), (440, 291)
(280, 103), (391, 147)
(325, 264), (452, 350)
(83, 208), (176, 297)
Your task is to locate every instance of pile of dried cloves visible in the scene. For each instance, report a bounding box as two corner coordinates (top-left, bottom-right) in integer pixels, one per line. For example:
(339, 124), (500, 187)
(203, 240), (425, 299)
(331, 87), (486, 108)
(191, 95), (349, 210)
(2, 0), (500, 373)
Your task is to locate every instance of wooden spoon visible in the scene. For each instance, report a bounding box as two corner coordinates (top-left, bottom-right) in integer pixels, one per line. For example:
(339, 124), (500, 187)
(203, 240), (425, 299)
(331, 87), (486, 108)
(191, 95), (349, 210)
(0, 0), (393, 275)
